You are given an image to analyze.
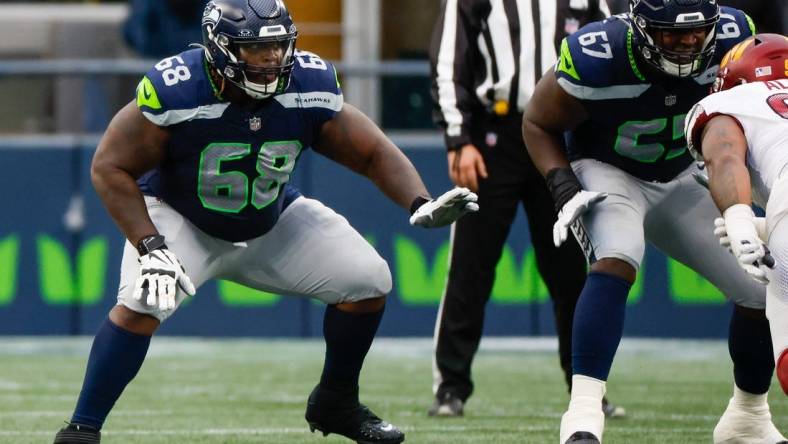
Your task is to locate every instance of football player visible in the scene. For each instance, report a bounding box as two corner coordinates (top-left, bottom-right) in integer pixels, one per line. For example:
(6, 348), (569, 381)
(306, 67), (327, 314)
(686, 30), (788, 403)
(52, 1), (478, 443)
(523, 0), (784, 443)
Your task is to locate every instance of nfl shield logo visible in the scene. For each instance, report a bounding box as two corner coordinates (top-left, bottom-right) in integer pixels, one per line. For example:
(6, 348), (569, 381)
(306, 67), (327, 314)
(665, 95), (677, 106)
(249, 116), (262, 131)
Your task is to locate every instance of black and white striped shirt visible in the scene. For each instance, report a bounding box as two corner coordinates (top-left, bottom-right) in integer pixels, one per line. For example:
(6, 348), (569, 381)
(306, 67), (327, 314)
(430, 0), (611, 150)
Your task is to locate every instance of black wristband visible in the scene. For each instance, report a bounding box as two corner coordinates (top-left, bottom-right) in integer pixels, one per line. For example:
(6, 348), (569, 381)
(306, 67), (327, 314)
(136, 234), (167, 256)
(545, 167), (582, 212)
(409, 195), (431, 215)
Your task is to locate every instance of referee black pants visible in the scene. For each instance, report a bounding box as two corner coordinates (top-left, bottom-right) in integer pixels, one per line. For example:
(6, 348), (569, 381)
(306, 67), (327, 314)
(433, 114), (587, 402)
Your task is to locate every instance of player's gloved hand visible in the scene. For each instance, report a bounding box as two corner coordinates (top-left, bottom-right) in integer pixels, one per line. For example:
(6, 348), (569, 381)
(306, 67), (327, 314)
(409, 187), (479, 228)
(721, 204), (771, 285)
(545, 167), (607, 247)
(133, 248), (196, 310)
(553, 190), (607, 247)
(714, 216), (767, 249)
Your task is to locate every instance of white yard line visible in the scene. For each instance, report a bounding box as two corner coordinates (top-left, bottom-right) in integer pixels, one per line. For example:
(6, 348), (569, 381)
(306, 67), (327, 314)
(0, 336), (730, 359)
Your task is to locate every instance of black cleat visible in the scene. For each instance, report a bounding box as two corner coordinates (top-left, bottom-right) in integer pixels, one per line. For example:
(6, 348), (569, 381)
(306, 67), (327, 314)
(565, 431), (600, 444)
(53, 423), (101, 444)
(602, 396), (626, 418)
(305, 384), (405, 444)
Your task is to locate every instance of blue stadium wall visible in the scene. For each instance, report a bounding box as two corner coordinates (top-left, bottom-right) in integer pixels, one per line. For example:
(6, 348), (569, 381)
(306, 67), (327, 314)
(0, 143), (735, 338)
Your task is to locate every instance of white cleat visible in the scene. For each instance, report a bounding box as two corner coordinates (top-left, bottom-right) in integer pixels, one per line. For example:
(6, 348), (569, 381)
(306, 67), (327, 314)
(560, 403), (605, 443)
(713, 392), (787, 444)
(560, 375), (606, 444)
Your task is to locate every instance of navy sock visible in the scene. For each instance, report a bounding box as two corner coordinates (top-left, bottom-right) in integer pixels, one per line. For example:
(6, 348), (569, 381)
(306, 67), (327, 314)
(729, 306), (774, 394)
(572, 272), (631, 380)
(319, 304), (384, 393)
(71, 318), (151, 429)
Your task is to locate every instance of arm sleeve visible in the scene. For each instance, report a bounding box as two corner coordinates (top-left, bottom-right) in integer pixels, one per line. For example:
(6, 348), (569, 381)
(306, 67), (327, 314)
(429, 0), (481, 150)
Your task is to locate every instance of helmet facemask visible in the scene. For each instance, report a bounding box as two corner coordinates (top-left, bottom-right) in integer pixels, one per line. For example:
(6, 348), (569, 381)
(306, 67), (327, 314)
(205, 25), (297, 99)
(639, 22), (716, 77)
(630, 0), (719, 78)
(201, 0), (298, 100)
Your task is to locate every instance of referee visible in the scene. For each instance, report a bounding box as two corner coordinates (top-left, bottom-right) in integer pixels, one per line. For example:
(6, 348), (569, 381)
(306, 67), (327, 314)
(427, 0), (625, 418)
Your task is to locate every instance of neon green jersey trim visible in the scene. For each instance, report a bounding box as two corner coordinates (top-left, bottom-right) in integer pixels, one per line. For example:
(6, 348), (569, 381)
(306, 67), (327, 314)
(333, 65), (341, 89)
(744, 13), (756, 35)
(203, 57), (224, 100)
(627, 29), (646, 82)
(557, 38), (581, 81)
(136, 76), (161, 110)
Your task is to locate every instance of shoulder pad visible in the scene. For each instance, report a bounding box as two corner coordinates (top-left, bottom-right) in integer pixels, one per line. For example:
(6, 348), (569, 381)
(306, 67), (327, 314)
(684, 89), (743, 160)
(684, 101), (708, 159)
(274, 50), (343, 113)
(714, 7), (756, 56)
(136, 49), (224, 126)
(556, 18), (649, 100)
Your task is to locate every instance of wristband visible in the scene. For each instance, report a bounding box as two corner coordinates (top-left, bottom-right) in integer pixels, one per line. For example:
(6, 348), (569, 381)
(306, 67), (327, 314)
(409, 195), (431, 215)
(546, 167), (582, 212)
(136, 234), (167, 256)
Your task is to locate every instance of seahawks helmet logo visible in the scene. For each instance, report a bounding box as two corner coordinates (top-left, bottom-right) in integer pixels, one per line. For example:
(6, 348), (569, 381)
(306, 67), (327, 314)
(203, 2), (221, 26)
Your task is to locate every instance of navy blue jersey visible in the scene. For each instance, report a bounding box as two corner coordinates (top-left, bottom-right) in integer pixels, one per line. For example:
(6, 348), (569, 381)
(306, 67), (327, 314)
(554, 8), (754, 182)
(135, 48), (343, 241)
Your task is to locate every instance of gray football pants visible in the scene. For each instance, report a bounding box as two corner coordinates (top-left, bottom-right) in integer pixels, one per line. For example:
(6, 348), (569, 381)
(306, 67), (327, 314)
(116, 196), (393, 321)
(571, 159), (765, 309)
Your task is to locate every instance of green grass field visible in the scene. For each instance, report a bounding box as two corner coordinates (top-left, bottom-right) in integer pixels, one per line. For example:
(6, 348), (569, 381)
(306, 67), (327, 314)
(0, 337), (786, 444)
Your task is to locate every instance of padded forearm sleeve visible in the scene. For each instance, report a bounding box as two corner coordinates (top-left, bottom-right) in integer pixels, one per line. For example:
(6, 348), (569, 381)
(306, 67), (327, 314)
(546, 167), (582, 212)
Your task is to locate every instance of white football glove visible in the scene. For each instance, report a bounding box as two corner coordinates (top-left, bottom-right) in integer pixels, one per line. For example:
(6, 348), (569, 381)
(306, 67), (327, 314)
(133, 248), (196, 310)
(409, 187), (479, 228)
(719, 204), (771, 285)
(553, 190), (607, 247)
(714, 216), (767, 250)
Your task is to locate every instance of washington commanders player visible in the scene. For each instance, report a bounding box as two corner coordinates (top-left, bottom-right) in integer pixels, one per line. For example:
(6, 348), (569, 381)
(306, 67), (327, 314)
(686, 33), (788, 438)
